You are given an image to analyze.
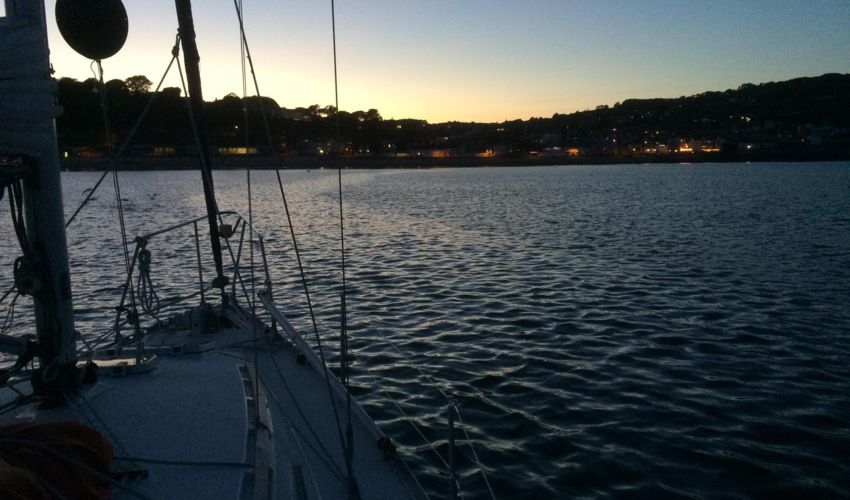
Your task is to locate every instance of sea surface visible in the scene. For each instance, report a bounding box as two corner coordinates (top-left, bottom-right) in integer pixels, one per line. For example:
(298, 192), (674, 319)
(2, 163), (850, 499)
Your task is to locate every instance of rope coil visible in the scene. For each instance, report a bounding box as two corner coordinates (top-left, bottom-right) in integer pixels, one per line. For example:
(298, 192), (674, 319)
(136, 248), (160, 318)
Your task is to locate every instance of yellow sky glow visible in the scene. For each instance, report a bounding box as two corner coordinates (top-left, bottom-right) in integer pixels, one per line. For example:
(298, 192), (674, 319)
(41, 0), (850, 124)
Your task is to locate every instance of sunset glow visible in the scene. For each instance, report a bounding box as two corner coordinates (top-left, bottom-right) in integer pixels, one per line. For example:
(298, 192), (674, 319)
(43, 0), (850, 123)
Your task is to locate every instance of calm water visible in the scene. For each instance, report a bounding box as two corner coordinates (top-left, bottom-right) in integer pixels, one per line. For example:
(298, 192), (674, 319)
(2, 163), (850, 499)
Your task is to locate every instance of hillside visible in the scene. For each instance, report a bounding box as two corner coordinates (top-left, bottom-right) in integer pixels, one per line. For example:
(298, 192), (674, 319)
(56, 73), (850, 160)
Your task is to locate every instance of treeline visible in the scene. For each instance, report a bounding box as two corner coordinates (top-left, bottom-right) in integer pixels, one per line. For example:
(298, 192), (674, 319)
(56, 72), (850, 156)
(57, 75), (392, 153)
(544, 73), (850, 150)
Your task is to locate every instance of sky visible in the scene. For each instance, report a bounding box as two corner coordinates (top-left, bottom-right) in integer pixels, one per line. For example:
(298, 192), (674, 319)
(34, 0), (850, 123)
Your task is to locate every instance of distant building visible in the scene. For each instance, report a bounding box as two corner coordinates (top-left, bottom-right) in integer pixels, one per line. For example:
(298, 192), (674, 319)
(152, 147), (176, 156)
(541, 146), (567, 157)
(217, 147), (258, 156)
(493, 145), (511, 156)
(410, 148), (462, 158)
(675, 138), (723, 153)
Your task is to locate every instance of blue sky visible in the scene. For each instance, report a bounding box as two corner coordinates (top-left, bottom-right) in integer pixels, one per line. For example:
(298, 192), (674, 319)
(39, 0), (850, 123)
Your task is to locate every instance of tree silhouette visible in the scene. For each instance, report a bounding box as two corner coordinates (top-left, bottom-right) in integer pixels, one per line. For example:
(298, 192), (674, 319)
(55, 72), (850, 159)
(124, 75), (153, 94)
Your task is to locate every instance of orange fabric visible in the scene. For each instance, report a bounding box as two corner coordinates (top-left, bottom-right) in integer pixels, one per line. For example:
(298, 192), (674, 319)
(0, 457), (50, 500)
(0, 421), (113, 500)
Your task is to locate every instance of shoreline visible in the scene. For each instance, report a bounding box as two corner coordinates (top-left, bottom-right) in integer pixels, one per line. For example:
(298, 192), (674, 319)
(61, 151), (850, 171)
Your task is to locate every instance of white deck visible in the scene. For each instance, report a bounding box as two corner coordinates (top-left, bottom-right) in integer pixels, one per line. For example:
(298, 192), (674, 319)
(0, 305), (426, 500)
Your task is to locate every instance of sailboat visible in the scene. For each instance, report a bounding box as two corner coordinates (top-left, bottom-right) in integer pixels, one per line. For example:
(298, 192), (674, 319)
(0, 1), (434, 498)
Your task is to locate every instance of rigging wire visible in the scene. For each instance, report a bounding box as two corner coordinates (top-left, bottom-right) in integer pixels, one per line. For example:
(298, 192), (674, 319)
(165, 21), (347, 484)
(1, 179), (26, 329)
(59, 388), (144, 481)
(331, 0), (346, 392)
(66, 41), (182, 228)
(331, 0), (341, 148)
(240, 6), (263, 432)
(173, 56), (258, 321)
(247, 323), (348, 481)
(1, 178), (28, 334)
(172, 52), (254, 311)
(62, 388), (133, 463)
(0, 438), (154, 500)
(338, 167), (356, 490)
(95, 58), (133, 278)
(455, 409), (496, 499)
(239, 218), (493, 498)
(1, 453), (73, 500)
(330, 0), (357, 494)
(77, 287), (210, 357)
(0, 284), (15, 306)
(230, 0), (347, 465)
(239, 0), (250, 147)
(7, 180), (31, 257)
(112, 456), (251, 468)
(247, 169), (261, 425)
(174, 2), (228, 301)
(0, 292), (19, 335)
(358, 365), (450, 470)
(74, 329), (94, 354)
(368, 327), (497, 499)
(94, 59), (145, 352)
(259, 367), (348, 482)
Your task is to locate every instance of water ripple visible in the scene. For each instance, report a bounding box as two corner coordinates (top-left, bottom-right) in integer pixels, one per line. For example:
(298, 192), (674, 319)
(2, 163), (850, 498)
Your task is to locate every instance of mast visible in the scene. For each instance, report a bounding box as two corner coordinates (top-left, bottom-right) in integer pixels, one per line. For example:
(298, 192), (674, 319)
(2, 0), (77, 390)
(174, 0), (228, 304)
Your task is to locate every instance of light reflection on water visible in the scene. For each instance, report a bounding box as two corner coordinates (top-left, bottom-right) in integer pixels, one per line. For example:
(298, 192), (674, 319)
(2, 163), (850, 499)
